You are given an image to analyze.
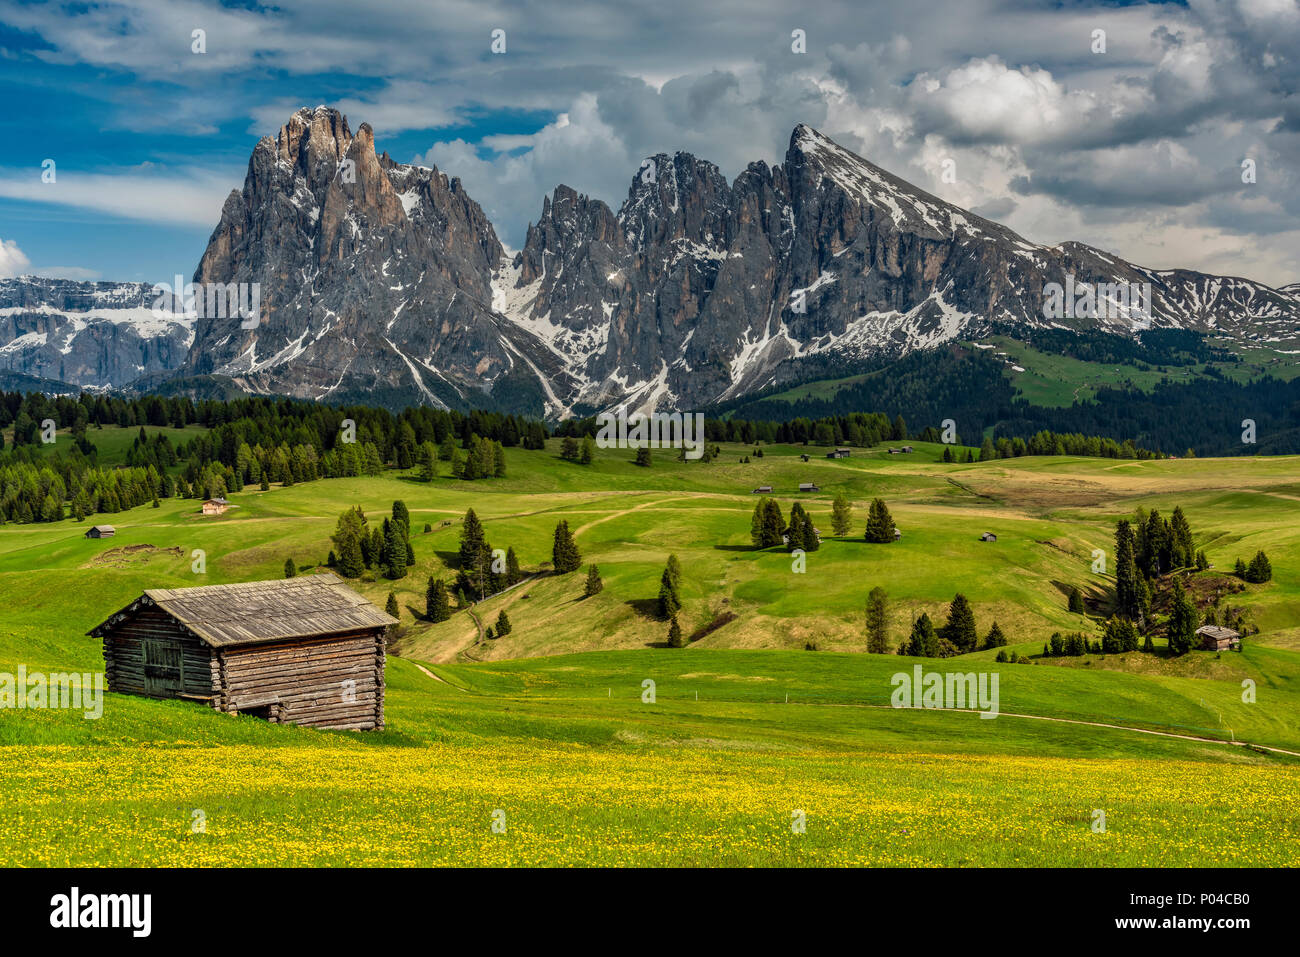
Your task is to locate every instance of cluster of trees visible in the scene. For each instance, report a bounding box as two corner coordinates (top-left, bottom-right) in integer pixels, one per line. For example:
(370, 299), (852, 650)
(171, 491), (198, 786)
(0, 390), (545, 524)
(454, 508), (524, 600)
(1114, 506), (1203, 628)
(329, 502), (415, 580)
(784, 504), (820, 552)
(887, 593), (1005, 657)
(1234, 551), (1273, 583)
(975, 431), (1159, 461)
(750, 497), (787, 549)
(559, 435), (596, 464)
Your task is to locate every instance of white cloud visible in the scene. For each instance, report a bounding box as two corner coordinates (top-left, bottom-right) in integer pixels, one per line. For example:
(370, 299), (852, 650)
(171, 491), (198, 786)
(0, 238), (31, 278)
(0, 166), (238, 228)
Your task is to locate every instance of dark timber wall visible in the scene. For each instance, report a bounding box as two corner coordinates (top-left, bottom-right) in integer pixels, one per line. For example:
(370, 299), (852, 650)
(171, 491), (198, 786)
(216, 631), (385, 730)
(101, 607), (217, 700)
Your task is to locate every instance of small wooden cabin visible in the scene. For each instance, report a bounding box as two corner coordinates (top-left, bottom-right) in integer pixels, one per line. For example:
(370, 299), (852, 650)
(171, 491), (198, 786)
(201, 497), (230, 516)
(752, 485), (773, 494)
(980, 532), (998, 542)
(85, 525), (115, 539)
(1196, 625), (1241, 652)
(826, 448), (851, 459)
(89, 573), (396, 730)
(799, 482), (820, 492)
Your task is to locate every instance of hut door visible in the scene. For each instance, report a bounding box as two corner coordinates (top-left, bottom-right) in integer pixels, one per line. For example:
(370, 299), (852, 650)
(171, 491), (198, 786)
(142, 639), (184, 695)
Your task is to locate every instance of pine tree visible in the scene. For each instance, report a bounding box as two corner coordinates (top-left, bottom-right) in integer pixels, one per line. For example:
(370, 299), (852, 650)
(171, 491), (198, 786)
(579, 435), (595, 464)
(425, 578), (451, 622)
(1234, 556), (1247, 578)
(658, 566), (681, 619)
(831, 490), (853, 537)
(336, 530), (364, 579)
(385, 591), (400, 622)
(903, 613), (939, 657)
(560, 436), (579, 461)
(864, 498), (896, 543)
(1115, 520), (1140, 621)
(496, 609), (512, 637)
(1166, 577), (1198, 656)
(382, 518), (407, 580)
(505, 546), (522, 586)
(284, 558), (296, 578)
(634, 447), (652, 467)
(584, 564), (603, 597)
(942, 593), (978, 653)
(985, 621), (1007, 648)
(979, 436), (995, 461)
(1246, 550), (1273, 583)
(865, 587), (889, 654)
(551, 519), (581, 573)
(457, 508), (492, 596)
(1068, 586), (1085, 614)
(667, 615), (685, 648)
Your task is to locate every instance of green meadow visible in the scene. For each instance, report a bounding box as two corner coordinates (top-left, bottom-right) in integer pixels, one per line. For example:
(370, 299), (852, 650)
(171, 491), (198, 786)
(1, 429), (1298, 865)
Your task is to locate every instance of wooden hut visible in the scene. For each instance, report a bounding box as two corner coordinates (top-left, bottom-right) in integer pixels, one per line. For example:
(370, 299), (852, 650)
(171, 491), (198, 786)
(85, 525), (115, 539)
(752, 485), (773, 494)
(201, 497), (230, 516)
(799, 482), (820, 492)
(1195, 625), (1241, 652)
(980, 532), (998, 542)
(88, 573), (395, 730)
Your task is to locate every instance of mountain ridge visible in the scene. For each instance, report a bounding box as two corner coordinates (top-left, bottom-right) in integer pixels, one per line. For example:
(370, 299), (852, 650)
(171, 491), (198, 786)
(3, 107), (1298, 415)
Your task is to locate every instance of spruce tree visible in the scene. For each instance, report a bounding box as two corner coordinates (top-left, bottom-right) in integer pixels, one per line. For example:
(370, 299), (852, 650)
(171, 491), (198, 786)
(551, 519), (581, 573)
(762, 498), (785, 548)
(864, 498), (896, 543)
(667, 615), (685, 648)
(865, 587), (889, 654)
(426, 578), (451, 622)
(904, 613), (939, 657)
(385, 591), (400, 622)
(284, 558), (296, 578)
(942, 593), (978, 653)
(505, 546), (522, 586)
(584, 564), (604, 597)
(658, 567), (681, 619)
(831, 490), (853, 537)
(1115, 520), (1140, 621)
(1068, 586), (1085, 614)
(1166, 577), (1198, 656)
(457, 508), (492, 596)
(496, 609), (512, 637)
(985, 621), (1007, 648)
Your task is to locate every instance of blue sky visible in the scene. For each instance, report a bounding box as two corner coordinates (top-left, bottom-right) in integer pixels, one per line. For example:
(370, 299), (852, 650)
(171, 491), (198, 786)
(0, 0), (1296, 286)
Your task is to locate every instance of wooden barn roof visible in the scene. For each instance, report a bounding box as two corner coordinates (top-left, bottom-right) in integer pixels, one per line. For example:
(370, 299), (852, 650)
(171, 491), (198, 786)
(89, 573), (397, 647)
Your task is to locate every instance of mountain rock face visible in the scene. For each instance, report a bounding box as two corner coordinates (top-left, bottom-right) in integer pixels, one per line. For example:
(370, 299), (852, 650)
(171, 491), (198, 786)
(13, 110), (1299, 415)
(0, 278), (192, 389)
(500, 123), (1300, 412)
(181, 105), (573, 410)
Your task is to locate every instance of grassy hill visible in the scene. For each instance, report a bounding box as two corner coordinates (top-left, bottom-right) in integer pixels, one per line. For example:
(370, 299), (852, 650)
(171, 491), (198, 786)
(2, 428), (1298, 865)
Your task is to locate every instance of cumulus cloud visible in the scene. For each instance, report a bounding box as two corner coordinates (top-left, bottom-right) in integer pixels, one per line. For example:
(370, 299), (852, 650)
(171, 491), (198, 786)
(2, 0), (1297, 284)
(0, 238), (32, 278)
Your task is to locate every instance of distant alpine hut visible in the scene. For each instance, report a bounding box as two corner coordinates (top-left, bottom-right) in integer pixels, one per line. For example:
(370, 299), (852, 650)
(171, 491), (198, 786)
(887, 448), (901, 454)
(901, 445), (914, 453)
(826, 448), (851, 459)
(980, 532), (998, 542)
(752, 485), (773, 494)
(201, 497), (230, 516)
(799, 482), (820, 493)
(1195, 625), (1241, 652)
(89, 573), (396, 730)
(85, 525), (115, 539)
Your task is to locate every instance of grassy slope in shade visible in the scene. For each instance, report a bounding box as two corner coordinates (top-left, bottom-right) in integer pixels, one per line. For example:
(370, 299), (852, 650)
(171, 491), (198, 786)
(1, 428), (1298, 865)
